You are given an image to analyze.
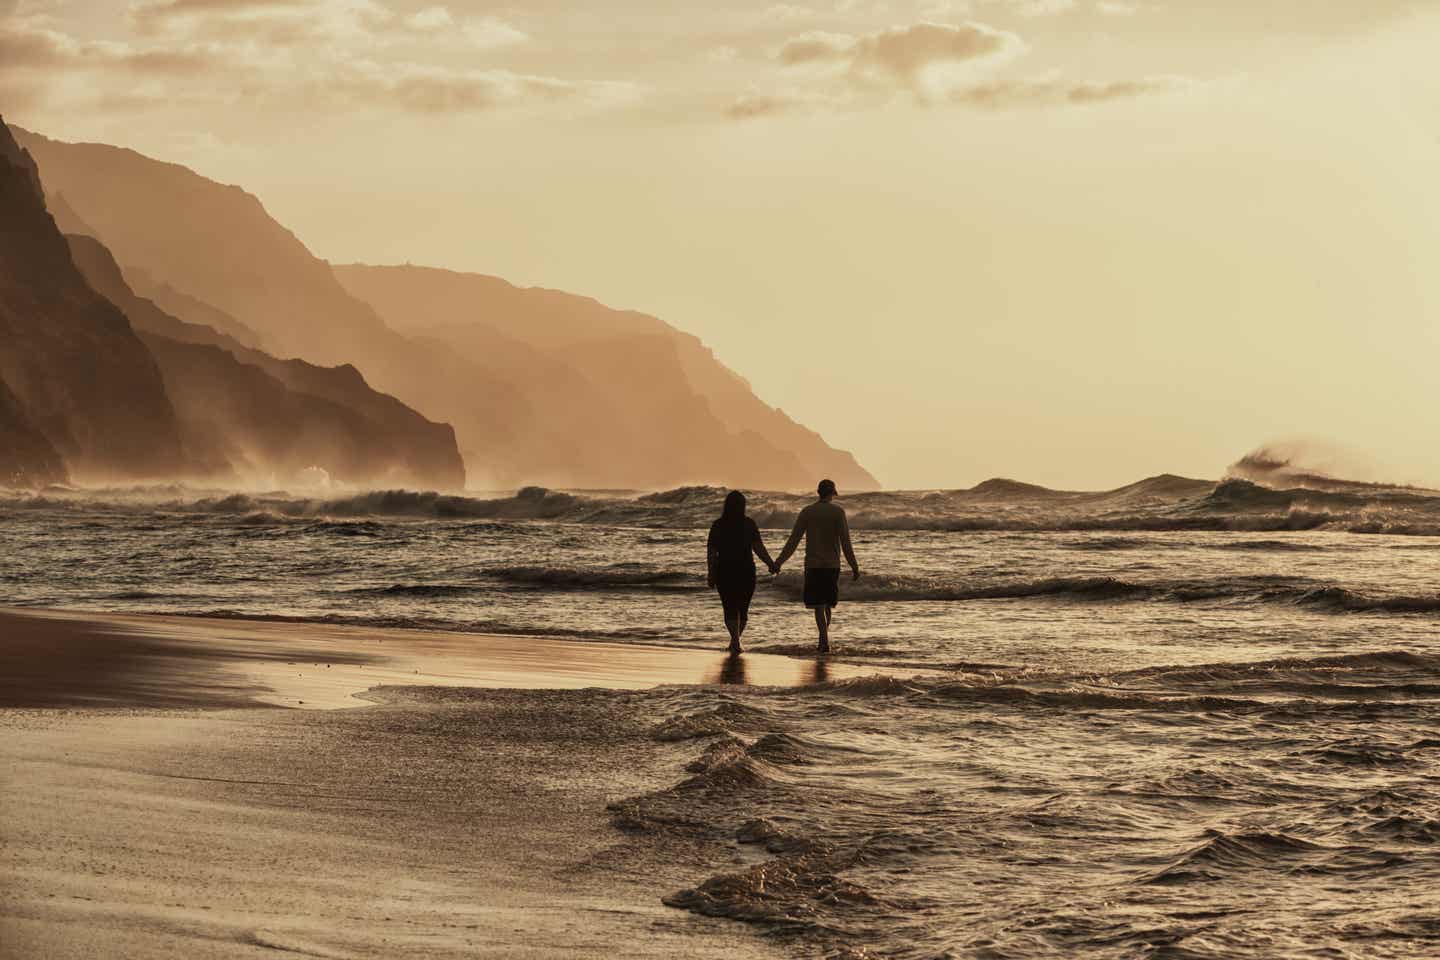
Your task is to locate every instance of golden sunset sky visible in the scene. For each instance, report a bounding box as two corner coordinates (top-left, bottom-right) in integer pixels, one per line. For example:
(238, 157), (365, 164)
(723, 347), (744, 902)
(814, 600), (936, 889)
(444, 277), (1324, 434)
(4, 0), (1438, 489)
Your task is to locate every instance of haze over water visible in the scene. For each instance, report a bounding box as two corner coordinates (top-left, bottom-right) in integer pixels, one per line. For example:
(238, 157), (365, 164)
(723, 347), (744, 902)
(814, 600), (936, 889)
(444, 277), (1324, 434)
(5, 471), (1439, 957)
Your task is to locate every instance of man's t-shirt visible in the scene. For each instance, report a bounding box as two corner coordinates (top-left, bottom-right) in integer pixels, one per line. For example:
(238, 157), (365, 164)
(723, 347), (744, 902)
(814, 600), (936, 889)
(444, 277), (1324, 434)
(787, 500), (852, 570)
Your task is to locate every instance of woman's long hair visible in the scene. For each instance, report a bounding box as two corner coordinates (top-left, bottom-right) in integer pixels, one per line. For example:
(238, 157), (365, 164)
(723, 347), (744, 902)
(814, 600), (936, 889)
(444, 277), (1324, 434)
(719, 490), (747, 528)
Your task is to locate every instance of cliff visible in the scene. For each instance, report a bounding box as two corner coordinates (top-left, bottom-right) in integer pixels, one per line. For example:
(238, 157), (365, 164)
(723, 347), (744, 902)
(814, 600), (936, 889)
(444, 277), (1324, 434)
(13, 127), (392, 367)
(16, 125), (877, 491)
(0, 117), (184, 482)
(0, 376), (67, 487)
(65, 233), (465, 489)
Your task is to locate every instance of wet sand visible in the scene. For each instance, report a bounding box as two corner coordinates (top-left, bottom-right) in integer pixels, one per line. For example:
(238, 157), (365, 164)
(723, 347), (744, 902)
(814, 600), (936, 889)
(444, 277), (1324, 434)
(0, 606), (894, 959)
(0, 607), (876, 709)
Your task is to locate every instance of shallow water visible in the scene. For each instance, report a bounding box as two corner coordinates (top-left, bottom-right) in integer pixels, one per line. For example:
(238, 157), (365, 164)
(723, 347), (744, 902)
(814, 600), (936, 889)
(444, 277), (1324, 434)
(2, 488), (1439, 957)
(616, 650), (1440, 958)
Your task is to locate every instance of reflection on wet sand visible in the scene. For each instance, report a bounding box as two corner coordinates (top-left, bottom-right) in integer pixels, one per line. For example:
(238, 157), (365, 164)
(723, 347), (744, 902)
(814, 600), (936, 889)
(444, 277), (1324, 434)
(810, 657), (831, 685)
(714, 654), (748, 686)
(709, 653), (835, 687)
(714, 656), (748, 687)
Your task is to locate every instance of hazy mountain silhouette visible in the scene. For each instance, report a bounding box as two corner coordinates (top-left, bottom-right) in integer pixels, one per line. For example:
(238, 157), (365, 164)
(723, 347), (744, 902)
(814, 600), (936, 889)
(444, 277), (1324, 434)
(13, 128), (395, 367)
(333, 264), (879, 491)
(0, 117), (184, 482)
(65, 234), (465, 489)
(46, 190), (96, 238)
(123, 266), (265, 350)
(14, 126), (878, 491)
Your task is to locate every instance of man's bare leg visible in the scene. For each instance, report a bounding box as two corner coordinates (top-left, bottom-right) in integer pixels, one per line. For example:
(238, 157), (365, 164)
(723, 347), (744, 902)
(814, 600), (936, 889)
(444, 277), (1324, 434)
(725, 615), (742, 654)
(814, 607), (830, 653)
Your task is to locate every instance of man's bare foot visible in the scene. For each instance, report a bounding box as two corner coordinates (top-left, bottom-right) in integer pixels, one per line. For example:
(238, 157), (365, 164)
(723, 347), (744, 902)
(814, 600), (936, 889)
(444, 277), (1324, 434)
(818, 641), (830, 654)
(729, 643), (742, 656)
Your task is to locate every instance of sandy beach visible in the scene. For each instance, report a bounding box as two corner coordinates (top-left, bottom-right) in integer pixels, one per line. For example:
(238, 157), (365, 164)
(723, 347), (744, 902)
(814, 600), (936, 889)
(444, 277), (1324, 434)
(0, 607), (888, 959)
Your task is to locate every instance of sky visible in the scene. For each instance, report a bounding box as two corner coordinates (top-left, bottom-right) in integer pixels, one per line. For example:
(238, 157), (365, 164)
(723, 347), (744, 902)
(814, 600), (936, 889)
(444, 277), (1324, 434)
(3, 0), (1439, 489)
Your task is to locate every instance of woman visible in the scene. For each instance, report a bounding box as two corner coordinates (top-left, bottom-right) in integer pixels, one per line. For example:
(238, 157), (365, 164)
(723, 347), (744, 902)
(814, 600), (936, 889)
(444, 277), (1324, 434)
(707, 490), (776, 655)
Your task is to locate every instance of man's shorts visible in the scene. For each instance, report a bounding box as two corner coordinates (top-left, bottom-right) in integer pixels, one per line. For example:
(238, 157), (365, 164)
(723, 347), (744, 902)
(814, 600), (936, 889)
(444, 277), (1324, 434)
(803, 568), (841, 609)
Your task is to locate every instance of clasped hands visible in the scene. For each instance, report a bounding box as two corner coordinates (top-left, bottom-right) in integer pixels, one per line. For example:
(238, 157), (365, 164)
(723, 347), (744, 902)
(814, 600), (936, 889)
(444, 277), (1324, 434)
(707, 563), (863, 587)
(767, 561), (862, 581)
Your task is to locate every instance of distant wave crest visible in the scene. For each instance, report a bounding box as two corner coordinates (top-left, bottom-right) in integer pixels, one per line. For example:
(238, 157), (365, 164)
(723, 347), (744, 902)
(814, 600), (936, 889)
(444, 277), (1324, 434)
(7, 469), (1440, 536)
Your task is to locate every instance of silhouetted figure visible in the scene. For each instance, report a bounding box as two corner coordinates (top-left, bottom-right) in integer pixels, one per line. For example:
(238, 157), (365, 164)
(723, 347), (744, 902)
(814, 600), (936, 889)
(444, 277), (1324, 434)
(707, 490), (777, 654)
(775, 479), (861, 653)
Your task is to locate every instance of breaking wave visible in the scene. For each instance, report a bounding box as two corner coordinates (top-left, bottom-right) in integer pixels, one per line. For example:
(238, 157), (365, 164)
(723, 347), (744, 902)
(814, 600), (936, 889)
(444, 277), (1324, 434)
(6, 459), (1440, 536)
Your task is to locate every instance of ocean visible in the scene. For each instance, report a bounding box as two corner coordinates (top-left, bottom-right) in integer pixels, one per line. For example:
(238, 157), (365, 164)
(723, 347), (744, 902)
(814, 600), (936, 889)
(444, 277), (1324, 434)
(3, 476), (1438, 957)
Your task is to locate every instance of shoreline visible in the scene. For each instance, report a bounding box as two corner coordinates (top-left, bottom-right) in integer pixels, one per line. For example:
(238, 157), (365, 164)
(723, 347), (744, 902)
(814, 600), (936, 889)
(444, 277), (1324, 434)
(0, 605), (906, 958)
(0, 606), (897, 710)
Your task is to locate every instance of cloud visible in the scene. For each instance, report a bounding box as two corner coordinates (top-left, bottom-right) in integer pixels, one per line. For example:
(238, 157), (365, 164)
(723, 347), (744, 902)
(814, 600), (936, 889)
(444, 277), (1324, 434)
(338, 61), (574, 112)
(853, 21), (1023, 79)
(129, 0), (395, 46)
(134, 0), (301, 12)
(462, 16), (527, 49)
(1, 3), (614, 117)
(780, 21), (1023, 87)
(130, 0), (301, 20)
(722, 91), (835, 118)
(126, 0), (529, 54)
(404, 5), (453, 31)
(0, 22), (73, 67)
(768, 21), (1024, 106)
(953, 74), (1186, 107)
(130, 0), (312, 37)
(723, 15), (1188, 118)
(724, 73), (1185, 118)
(1065, 77), (1178, 102)
(0, 18), (213, 74)
(725, 94), (792, 119)
(777, 30), (856, 65)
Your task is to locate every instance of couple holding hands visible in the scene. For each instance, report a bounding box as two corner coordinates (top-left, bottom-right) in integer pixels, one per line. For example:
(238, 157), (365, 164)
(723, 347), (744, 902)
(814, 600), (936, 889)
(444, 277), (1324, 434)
(706, 479), (862, 655)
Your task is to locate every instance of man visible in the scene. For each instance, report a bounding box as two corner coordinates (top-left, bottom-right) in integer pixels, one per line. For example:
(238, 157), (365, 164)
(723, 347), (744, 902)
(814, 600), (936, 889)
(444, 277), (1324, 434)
(774, 479), (861, 653)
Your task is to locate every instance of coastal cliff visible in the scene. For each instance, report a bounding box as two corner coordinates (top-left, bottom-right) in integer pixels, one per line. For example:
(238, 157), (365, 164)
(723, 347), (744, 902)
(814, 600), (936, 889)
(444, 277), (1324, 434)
(0, 117), (183, 482)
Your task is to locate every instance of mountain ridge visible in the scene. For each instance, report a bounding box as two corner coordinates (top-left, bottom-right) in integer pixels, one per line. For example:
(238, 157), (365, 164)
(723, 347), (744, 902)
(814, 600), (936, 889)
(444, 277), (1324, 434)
(334, 262), (879, 491)
(13, 124), (878, 491)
